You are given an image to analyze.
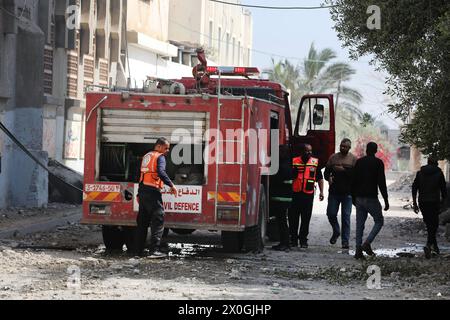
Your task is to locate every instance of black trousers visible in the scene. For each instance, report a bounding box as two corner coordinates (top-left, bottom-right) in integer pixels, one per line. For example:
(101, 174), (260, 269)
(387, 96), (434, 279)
(273, 202), (291, 246)
(288, 192), (314, 244)
(136, 188), (165, 255)
(419, 201), (440, 247)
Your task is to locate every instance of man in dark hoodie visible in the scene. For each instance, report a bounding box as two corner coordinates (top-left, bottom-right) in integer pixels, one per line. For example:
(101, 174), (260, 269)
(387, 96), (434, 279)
(412, 156), (447, 258)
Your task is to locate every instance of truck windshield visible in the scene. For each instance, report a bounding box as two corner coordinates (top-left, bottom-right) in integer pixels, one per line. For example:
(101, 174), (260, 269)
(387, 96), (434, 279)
(219, 87), (283, 104)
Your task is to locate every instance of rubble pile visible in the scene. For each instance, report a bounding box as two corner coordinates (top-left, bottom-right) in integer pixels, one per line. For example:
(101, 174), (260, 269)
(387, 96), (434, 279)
(388, 173), (416, 193)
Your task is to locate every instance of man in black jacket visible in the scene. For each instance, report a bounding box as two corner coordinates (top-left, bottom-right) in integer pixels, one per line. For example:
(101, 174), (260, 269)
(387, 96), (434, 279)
(352, 142), (389, 259)
(412, 156), (447, 258)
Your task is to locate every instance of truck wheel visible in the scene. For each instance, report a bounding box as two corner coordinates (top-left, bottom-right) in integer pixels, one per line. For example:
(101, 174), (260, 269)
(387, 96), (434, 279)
(221, 231), (243, 253)
(244, 184), (267, 252)
(171, 228), (196, 235)
(102, 225), (125, 252)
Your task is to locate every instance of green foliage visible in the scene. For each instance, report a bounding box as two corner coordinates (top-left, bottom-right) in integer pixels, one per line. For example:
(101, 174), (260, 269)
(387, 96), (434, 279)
(266, 43), (394, 154)
(267, 43), (362, 120)
(328, 0), (450, 159)
(360, 113), (375, 127)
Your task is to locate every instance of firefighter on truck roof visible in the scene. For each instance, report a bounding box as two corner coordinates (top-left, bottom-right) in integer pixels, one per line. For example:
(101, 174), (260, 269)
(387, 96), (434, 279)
(135, 137), (177, 258)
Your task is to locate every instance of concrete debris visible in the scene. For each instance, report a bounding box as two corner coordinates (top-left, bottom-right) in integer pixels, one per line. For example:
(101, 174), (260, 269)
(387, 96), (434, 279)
(127, 258), (140, 267)
(388, 173), (415, 193)
(439, 210), (450, 225)
(229, 269), (241, 279)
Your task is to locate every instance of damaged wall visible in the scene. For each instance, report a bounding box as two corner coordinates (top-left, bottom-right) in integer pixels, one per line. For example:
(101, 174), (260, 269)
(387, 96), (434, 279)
(0, 0), (48, 208)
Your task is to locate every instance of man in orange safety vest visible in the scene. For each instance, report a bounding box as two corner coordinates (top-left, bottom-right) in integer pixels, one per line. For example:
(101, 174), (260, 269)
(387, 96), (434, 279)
(135, 138), (177, 258)
(288, 143), (324, 248)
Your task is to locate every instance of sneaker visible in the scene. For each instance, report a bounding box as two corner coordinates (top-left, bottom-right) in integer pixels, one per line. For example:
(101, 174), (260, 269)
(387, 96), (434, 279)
(330, 232), (340, 245)
(423, 246), (432, 259)
(362, 242), (376, 256)
(147, 250), (168, 259)
(354, 247), (365, 260)
(271, 244), (290, 252)
(300, 242), (308, 249)
(342, 244), (350, 250)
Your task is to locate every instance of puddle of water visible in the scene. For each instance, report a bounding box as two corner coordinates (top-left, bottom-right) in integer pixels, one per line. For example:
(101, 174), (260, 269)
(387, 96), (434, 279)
(168, 243), (218, 259)
(348, 243), (450, 258)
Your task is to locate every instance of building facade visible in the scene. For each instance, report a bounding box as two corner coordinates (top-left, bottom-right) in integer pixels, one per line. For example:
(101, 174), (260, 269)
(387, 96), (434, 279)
(168, 0), (253, 66)
(126, 0), (192, 87)
(0, 0), (254, 208)
(0, 0), (48, 207)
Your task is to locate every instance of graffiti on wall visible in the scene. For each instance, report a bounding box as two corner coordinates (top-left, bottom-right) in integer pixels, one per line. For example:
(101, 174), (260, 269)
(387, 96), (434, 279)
(64, 120), (81, 159)
(43, 119), (56, 158)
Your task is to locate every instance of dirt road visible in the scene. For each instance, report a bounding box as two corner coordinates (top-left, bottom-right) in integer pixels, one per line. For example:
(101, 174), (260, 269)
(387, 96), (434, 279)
(0, 191), (449, 300)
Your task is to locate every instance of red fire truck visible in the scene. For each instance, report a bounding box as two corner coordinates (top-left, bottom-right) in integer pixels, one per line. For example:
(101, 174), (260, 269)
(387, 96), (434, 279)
(82, 51), (335, 252)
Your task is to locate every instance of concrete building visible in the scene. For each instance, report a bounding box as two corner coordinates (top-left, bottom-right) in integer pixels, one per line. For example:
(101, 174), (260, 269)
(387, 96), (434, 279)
(0, 0), (48, 208)
(38, 0), (130, 173)
(168, 0), (253, 66)
(39, 0), (195, 173)
(0, 0), (255, 208)
(126, 0), (191, 87)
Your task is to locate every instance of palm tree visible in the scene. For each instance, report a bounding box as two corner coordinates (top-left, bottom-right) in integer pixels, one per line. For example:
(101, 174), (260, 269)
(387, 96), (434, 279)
(268, 43), (363, 126)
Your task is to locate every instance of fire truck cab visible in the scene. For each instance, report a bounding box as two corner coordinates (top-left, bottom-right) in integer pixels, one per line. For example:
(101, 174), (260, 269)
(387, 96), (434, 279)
(82, 53), (335, 253)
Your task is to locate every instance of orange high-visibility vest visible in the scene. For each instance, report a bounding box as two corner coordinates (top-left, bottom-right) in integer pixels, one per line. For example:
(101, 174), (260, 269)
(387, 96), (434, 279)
(140, 151), (164, 190)
(292, 156), (319, 194)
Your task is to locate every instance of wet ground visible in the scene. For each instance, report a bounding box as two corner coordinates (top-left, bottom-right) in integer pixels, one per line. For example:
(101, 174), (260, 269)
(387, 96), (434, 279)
(0, 191), (449, 300)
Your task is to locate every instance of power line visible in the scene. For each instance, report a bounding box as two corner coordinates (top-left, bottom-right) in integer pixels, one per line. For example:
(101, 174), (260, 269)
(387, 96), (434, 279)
(0, 122), (83, 193)
(209, 0), (337, 10)
(169, 19), (371, 65)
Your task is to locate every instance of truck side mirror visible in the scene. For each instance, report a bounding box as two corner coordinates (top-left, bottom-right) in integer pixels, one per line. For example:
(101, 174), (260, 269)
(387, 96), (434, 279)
(313, 104), (324, 126)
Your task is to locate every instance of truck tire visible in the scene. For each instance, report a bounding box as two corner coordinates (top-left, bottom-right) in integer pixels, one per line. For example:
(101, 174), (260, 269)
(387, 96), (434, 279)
(171, 228), (196, 235)
(244, 184), (267, 252)
(221, 231), (243, 253)
(102, 225), (125, 251)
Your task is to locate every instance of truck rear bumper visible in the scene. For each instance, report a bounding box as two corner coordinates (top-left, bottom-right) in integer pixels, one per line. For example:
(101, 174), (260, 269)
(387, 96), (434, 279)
(80, 219), (245, 232)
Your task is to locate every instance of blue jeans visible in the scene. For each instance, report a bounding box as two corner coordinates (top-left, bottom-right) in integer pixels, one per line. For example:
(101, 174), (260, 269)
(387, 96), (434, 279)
(355, 197), (384, 248)
(326, 194), (352, 245)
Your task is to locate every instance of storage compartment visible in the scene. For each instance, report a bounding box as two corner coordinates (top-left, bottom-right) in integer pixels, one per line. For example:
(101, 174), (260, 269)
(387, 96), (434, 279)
(97, 109), (209, 184)
(98, 143), (206, 185)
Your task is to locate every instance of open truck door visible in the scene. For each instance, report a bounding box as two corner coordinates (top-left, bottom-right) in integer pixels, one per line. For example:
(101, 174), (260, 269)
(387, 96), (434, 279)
(292, 94), (335, 167)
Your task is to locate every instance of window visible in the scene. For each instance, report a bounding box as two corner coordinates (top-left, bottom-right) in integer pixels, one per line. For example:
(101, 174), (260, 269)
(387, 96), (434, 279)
(238, 41), (241, 65)
(296, 97), (331, 136)
(270, 111), (280, 158)
(217, 27), (221, 59)
(182, 52), (190, 66)
(209, 21), (213, 48)
(232, 37), (235, 65)
(226, 33), (230, 64)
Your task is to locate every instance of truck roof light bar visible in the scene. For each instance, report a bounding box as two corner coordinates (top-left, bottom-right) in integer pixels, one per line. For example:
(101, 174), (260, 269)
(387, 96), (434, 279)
(206, 66), (260, 77)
